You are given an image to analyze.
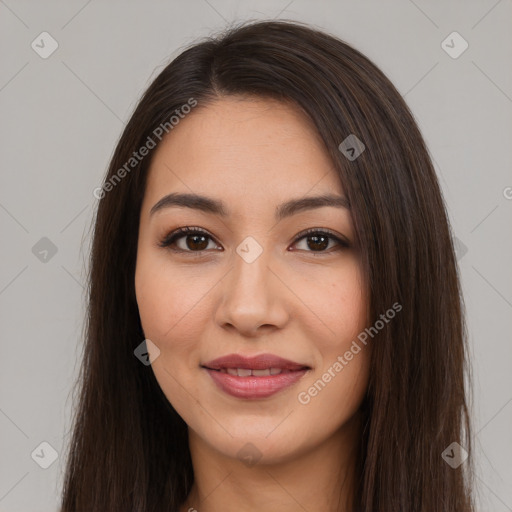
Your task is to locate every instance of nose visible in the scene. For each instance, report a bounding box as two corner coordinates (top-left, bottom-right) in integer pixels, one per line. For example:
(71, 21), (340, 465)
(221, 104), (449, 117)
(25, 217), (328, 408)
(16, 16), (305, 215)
(214, 243), (290, 337)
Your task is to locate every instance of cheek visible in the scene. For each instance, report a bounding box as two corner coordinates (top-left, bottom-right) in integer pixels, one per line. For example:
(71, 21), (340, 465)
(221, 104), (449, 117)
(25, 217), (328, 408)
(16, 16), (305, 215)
(134, 254), (207, 408)
(295, 281), (370, 436)
(297, 259), (370, 408)
(134, 250), (214, 353)
(304, 257), (367, 351)
(296, 350), (371, 445)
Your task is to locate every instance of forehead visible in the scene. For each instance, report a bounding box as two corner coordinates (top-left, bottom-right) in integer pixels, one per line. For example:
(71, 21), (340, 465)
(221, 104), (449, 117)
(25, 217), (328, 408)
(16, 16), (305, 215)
(144, 96), (343, 208)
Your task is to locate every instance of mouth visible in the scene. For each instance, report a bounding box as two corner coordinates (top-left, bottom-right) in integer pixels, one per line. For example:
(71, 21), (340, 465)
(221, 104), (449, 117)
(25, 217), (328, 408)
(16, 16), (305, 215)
(205, 367), (305, 377)
(201, 353), (311, 399)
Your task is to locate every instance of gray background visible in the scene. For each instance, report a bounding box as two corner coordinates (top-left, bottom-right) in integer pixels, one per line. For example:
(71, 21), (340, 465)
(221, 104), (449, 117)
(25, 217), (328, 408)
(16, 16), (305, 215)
(0, 0), (511, 510)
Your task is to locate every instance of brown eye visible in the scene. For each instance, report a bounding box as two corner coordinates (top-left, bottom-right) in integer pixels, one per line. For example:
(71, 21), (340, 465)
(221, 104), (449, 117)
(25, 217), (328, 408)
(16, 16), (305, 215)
(159, 227), (221, 253)
(182, 233), (209, 251)
(291, 229), (349, 253)
(305, 234), (329, 251)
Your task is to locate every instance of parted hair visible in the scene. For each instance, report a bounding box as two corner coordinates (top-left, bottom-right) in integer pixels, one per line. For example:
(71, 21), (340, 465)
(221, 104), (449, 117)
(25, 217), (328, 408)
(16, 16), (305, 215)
(60, 20), (474, 512)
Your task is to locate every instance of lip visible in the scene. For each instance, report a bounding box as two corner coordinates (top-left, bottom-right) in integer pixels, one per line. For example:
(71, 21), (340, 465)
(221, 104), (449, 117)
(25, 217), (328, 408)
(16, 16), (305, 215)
(203, 353), (309, 371)
(202, 353), (311, 399)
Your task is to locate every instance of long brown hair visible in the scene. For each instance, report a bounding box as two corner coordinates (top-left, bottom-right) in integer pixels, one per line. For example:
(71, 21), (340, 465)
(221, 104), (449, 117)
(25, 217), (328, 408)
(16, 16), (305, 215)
(60, 20), (474, 511)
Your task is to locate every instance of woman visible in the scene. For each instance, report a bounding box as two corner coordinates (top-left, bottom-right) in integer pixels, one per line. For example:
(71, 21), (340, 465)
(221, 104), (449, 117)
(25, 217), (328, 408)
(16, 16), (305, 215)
(60, 20), (474, 511)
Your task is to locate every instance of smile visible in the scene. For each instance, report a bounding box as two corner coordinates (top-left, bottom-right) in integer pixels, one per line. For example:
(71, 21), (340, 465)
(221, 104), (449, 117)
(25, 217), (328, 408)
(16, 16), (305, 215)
(217, 367), (293, 376)
(202, 353), (311, 399)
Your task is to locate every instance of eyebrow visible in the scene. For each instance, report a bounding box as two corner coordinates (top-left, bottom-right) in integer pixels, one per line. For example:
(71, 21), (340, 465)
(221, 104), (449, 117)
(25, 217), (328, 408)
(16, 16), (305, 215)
(149, 192), (350, 221)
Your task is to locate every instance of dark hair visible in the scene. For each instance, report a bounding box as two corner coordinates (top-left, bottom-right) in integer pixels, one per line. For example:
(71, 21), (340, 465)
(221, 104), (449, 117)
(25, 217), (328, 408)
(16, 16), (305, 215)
(60, 19), (474, 511)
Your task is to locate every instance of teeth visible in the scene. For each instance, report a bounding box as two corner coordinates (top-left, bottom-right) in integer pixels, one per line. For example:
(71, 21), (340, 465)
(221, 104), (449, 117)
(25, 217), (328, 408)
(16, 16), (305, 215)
(220, 367), (285, 377)
(252, 368), (271, 377)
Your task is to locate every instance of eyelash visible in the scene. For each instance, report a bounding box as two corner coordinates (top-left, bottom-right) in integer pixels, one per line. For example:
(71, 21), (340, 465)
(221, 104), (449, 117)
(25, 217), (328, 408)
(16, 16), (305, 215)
(158, 226), (350, 255)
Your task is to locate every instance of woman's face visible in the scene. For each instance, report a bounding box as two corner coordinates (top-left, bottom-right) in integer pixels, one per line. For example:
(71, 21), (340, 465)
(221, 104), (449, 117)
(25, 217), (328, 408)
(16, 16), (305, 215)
(135, 96), (371, 464)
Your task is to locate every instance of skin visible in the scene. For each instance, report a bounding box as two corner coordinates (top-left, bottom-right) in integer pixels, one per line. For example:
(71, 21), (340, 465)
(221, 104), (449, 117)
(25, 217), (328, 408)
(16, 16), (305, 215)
(135, 96), (372, 512)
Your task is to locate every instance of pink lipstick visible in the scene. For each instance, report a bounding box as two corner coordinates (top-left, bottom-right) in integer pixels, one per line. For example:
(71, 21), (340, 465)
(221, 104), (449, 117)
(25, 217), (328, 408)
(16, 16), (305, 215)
(202, 353), (310, 399)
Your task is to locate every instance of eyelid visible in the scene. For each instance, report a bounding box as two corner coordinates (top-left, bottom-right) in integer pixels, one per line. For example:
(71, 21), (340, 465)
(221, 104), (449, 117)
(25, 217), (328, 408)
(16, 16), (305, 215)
(291, 227), (350, 248)
(158, 226), (350, 253)
(158, 226), (220, 250)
